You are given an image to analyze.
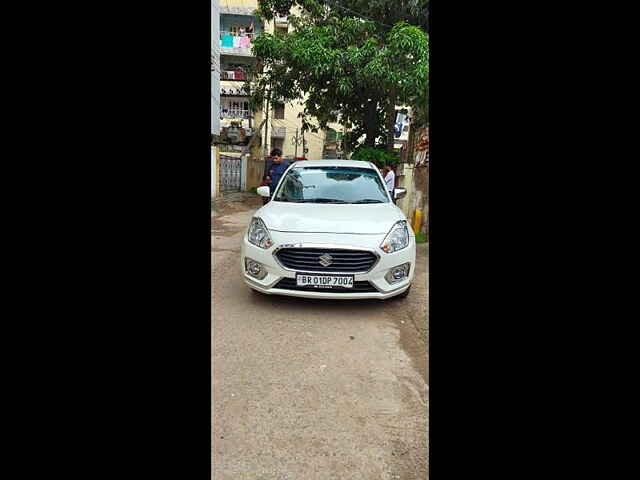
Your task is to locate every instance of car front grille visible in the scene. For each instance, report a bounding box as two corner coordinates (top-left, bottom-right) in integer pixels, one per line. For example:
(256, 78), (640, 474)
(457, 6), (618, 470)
(273, 278), (378, 293)
(275, 248), (377, 273)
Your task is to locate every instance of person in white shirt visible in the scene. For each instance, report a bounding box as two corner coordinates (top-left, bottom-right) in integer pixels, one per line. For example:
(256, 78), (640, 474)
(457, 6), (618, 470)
(384, 166), (396, 203)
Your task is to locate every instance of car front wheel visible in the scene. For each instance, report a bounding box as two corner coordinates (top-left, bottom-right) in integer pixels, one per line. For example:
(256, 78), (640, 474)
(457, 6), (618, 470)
(394, 285), (411, 299)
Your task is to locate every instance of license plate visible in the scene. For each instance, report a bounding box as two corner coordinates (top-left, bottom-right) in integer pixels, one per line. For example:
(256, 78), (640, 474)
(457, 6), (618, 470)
(296, 274), (354, 289)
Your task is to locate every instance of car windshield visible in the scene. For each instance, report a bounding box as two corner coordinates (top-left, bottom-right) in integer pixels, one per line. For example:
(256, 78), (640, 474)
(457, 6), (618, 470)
(273, 166), (389, 204)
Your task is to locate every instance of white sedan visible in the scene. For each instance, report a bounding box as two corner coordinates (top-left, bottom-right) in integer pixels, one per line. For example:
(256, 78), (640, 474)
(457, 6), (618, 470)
(241, 160), (416, 300)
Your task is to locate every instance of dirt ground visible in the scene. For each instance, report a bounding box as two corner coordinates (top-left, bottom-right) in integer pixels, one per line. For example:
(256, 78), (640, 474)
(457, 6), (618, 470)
(212, 193), (429, 479)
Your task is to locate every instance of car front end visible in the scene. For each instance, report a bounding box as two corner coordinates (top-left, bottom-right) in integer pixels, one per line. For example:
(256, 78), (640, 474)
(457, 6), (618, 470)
(241, 219), (415, 300)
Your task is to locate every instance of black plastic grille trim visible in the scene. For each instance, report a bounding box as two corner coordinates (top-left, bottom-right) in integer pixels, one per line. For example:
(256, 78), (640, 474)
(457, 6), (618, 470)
(275, 248), (377, 273)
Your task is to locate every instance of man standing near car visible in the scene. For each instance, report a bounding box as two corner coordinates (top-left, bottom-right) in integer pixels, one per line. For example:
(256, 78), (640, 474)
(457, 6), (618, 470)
(265, 148), (289, 201)
(384, 164), (396, 204)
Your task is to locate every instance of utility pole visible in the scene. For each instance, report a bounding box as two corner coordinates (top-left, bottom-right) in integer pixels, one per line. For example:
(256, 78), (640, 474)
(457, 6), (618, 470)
(302, 130), (306, 158)
(263, 89), (270, 157)
(291, 128), (303, 157)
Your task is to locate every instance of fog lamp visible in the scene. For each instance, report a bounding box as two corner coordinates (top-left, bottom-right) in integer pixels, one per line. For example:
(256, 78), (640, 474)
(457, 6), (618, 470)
(385, 263), (410, 285)
(245, 258), (267, 280)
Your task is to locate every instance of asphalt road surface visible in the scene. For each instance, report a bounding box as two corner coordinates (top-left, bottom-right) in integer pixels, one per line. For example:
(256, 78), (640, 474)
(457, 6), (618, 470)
(212, 195), (429, 479)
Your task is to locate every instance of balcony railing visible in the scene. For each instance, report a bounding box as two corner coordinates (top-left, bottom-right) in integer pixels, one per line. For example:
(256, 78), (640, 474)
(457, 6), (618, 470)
(275, 15), (288, 25)
(220, 70), (253, 81)
(220, 108), (253, 119)
(220, 86), (248, 96)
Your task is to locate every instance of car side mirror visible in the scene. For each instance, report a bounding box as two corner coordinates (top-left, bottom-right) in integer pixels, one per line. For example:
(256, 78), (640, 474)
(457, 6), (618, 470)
(257, 186), (271, 197)
(394, 188), (407, 200)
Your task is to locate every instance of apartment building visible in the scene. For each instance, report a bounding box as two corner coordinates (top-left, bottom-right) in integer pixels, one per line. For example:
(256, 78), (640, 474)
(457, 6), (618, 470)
(212, 0), (220, 197)
(218, 0), (326, 166)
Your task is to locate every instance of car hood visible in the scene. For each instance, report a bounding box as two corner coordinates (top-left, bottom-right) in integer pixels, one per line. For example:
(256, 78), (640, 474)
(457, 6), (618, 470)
(258, 202), (404, 234)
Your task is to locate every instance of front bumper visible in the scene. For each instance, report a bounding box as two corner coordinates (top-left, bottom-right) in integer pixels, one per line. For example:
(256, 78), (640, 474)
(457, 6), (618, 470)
(240, 231), (416, 300)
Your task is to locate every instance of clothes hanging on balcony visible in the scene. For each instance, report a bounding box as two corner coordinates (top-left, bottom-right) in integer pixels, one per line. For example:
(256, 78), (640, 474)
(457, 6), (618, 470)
(232, 36), (241, 48)
(239, 36), (251, 48)
(222, 34), (233, 47)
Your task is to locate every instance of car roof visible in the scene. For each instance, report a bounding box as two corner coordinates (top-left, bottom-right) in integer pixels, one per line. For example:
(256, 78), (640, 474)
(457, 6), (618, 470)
(291, 159), (376, 169)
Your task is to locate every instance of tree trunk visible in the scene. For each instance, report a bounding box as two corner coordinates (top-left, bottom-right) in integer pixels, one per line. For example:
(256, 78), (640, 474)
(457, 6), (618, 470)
(364, 100), (377, 147)
(424, 86), (429, 125)
(386, 90), (396, 154)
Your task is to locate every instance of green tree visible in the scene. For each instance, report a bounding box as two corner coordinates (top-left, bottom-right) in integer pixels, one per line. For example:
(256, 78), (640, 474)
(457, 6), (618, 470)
(350, 146), (399, 167)
(249, 0), (428, 151)
(257, 0), (428, 32)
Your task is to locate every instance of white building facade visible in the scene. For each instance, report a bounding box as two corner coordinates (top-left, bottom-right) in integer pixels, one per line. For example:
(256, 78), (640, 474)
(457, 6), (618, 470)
(211, 0), (221, 197)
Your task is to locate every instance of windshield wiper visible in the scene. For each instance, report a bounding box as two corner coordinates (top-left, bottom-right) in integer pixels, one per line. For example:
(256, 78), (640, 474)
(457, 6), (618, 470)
(351, 199), (384, 204)
(298, 198), (347, 203)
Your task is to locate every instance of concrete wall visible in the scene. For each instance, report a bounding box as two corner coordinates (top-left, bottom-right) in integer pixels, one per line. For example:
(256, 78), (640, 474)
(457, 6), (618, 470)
(212, 0), (220, 136)
(396, 164), (428, 238)
(246, 155), (265, 191)
(212, 148), (222, 198)
(247, 110), (266, 190)
(211, 147), (220, 198)
(220, 0), (259, 9)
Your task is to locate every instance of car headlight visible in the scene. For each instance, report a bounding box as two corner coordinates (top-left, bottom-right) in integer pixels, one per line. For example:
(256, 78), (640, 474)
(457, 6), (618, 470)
(247, 217), (273, 249)
(380, 221), (410, 253)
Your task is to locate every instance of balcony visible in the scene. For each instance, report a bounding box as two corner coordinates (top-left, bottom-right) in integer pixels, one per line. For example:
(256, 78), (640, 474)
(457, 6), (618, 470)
(219, 31), (257, 57)
(220, 86), (248, 96)
(220, 70), (253, 82)
(220, 108), (253, 119)
(275, 15), (288, 26)
(271, 126), (286, 138)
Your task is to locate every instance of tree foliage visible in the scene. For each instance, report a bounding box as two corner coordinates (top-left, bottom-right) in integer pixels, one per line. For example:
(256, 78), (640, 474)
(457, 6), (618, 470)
(257, 0), (428, 33)
(350, 146), (399, 167)
(249, 0), (428, 149)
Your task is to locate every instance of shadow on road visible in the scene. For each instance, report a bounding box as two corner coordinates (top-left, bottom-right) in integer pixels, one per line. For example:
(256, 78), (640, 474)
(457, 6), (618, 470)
(246, 288), (410, 311)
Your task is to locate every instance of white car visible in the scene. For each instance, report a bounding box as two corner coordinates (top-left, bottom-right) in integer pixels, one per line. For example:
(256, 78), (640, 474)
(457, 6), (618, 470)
(241, 160), (416, 300)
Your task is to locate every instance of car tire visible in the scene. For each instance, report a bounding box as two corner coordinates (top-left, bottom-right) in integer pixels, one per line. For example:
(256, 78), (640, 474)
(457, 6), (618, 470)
(250, 287), (265, 296)
(394, 285), (411, 299)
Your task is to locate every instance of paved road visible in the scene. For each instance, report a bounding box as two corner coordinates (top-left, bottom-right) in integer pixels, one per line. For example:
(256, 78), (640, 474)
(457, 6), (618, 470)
(212, 197), (428, 479)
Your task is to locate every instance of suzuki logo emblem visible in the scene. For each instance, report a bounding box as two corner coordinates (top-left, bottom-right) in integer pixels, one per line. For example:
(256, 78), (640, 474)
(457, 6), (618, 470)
(318, 253), (333, 267)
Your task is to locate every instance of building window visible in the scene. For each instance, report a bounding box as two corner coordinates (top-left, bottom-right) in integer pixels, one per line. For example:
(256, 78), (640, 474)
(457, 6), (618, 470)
(271, 138), (284, 151)
(274, 103), (285, 119)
